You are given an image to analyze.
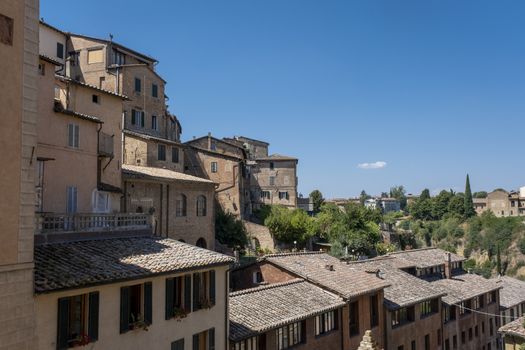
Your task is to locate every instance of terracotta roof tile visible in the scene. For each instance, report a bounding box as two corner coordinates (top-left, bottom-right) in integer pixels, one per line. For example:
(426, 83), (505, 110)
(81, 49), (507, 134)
(499, 316), (525, 338)
(430, 272), (501, 304)
(387, 248), (465, 269)
(493, 276), (525, 309)
(122, 164), (215, 184)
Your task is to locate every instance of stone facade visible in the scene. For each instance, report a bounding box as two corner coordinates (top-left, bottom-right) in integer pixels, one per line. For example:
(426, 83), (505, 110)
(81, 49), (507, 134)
(473, 189), (525, 217)
(0, 0), (39, 348)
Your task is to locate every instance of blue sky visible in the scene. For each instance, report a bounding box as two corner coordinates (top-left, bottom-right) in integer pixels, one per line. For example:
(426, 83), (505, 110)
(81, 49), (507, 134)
(41, 0), (525, 198)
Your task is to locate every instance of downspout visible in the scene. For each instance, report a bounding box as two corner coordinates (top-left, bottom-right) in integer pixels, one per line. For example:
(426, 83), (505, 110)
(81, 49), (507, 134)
(225, 268), (230, 350)
(340, 305), (344, 350)
(96, 124), (103, 189)
(166, 184), (170, 238)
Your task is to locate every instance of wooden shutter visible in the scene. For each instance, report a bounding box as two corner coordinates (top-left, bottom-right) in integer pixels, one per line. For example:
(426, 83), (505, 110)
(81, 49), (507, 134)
(193, 273), (200, 311)
(120, 287), (130, 333)
(209, 270), (216, 306)
(172, 339), (184, 350)
(166, 278), (174, 320)
(208, 328), (215, 350)
(74, 125), (79, 148)
(144, 282), (153, 325)
(131, 109), (136, 125)
(88, 292), (99, 341)
(184, 274), (192, 312)
(57, 297), (70, 350)
(140, 111), (145, 127)
(193, 334), (200, 350)
(68, 124), (73, 147)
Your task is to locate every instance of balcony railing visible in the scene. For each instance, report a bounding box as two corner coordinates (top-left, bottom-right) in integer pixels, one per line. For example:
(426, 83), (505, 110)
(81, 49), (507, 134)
(98, 132), (114, 157)
(36, 213), (151, 235)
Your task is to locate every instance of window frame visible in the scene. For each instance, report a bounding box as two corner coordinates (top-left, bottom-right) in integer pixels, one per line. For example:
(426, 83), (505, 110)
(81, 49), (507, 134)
(315, 310), (337, 336)
(276, 321), (304, 350)
(158, 144), (166, 161)
(196, 195), (207, 217)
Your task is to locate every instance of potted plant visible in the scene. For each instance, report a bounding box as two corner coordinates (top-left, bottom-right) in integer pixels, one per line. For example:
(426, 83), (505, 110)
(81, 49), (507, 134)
(173, 307), (188, 320)
(69, 333), (90, 347)
(130, 313), (149, 331)
(199, 298), (213, 310)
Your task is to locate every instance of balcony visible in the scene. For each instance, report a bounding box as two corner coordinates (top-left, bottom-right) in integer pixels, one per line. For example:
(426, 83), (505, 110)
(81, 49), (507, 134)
(35, 213), (151, 237)
(98, 132), (114, 157)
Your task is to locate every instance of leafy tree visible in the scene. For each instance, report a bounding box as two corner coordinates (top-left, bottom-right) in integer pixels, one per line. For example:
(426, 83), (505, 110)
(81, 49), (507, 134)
(381, 192), (389, 198)
(309, 190), (325, 213)
(252, 204), (272, 223)
(215, 209), (248, 248)
(473, 191), (488, 199)
(390, 185), (408, 210)
(447, 194), (465, 219)
(359, 190), (370, 205)
(264, 206), (312, 244)
(432, 190), (453, 220)
(420, 189), (431, 201)
(464, 174), (476, 218)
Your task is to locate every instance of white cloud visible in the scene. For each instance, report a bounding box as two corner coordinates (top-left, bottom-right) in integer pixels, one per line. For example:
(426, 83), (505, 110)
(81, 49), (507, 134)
(357, 161), (387, 170)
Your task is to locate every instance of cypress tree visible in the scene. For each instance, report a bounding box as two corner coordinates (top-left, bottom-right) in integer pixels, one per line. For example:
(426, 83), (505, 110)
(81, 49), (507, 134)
(464, 174), (475, 218)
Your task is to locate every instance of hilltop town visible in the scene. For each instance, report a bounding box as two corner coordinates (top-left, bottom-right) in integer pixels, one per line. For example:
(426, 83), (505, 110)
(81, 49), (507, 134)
(1, 2), (525, 350)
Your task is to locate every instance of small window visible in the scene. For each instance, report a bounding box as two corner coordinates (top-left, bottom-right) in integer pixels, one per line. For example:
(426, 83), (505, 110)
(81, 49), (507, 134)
(0, 14), (14, 46)
(197, 195), (207, 216)
(411, 340), (416, 350)
(193, 328), (215, 350)
(68, 123), (79, 148)
(135, 77), (141, 93)
(120, 283), (152, 333)
(87, 48), (103, 64)
(92, 94), (99, 104)
(425, 334), (430, 350)
(172, 147), (179, 163)
(57, 292), (99, 348)
(420, 299), (438, 317)
(211, 162), (218, 173)
(152, 83), (158, 98)
(276, 322), (303, 350)
(38, 63), (45, 76)
(56, 42), (64, 59)
(370, 294), (379, 328)
(113, 49), (125, 65)
(278, 191), (289, 200)
(260, 191), (271, 199)
(166, 275), (191, 320)
(232, 337), (258, 350)
(171, 339), (185, 350)
(66, 186), (78, 214)
(349, 300), (359, 336)
(269, 176), (275, 186)
(158, 144), (166, 161)
(210, 142), (217, 151)
(69, 51), (79, 66)
(151, 115), (157, 130)
(131, 109), (144, 127)
(315, 310), (337, 336)
(252, 271), (263, 284)
(192, 270), (216, 311)
(270, 162), (274, 170)
(176, 194), (187, 217)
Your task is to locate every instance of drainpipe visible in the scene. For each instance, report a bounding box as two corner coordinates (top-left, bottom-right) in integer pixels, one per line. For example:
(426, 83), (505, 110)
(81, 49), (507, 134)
(96, 124), (103, 190)
(225, 268), (230, 350)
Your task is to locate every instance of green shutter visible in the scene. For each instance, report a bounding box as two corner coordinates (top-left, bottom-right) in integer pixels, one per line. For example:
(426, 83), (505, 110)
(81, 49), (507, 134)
(120, 287), (130, 334)
(131, 110), (136, 125)
(209, 270), (216, 306)
(144, 282), (153, 325)
(166, 278), (175, 320)
(172, 339), (185, 350)
(184, 274), (192, 312)
(88, 292), (99, 341)
(193, 334), (200, 350)
(193, 273), (200, 311)
(57, 297), (70, 350)
(208, 328), (215, 350)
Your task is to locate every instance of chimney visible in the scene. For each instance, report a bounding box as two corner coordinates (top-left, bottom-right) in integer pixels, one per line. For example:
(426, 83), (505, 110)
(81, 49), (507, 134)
(444, 252), (452, 279)
(207, 132), (212, 150)
(325, 264), (334, 271)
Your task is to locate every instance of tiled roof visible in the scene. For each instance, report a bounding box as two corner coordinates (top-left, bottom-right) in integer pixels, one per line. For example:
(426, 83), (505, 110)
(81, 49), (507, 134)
(349, 257), (446, 309)
(430, 272), (501, 305)
(54, 102), (103, 124)
(56, 75), (129, 100)
(264, 252), (390, 299)
(387, 248), (465, 269)
(39, 54), (62, 66)
(34, 237), (234, 293)
(229, 279), (345, 341)
(499, 316), (525, 339)
(256, 154), (297, 161)
(123, 129), (182, 146)
(494, 276), (525, 309)
(122, 164), (215, 184)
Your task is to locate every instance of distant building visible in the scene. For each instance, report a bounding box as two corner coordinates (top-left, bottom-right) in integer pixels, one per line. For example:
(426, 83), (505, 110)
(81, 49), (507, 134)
(494, 276), (525, 327)
(473, 188), (525, 217)
(297, 196), (314, 213)
(379, 198), (401, 213)
(364, 198), (378, 210)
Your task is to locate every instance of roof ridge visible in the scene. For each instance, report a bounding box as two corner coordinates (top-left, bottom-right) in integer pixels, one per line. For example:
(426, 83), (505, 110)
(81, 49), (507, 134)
(230, 278), (304, 297)
(264, 251), (325, 258)
(388, 247), (438, 255)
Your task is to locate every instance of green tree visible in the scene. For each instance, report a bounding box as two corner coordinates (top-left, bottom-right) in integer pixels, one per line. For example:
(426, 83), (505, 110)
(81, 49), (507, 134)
(381, 192), (389, 198)
(447, 194), (465, 219)
(359, 190), (370, 205)
(473, 191), (488, 198)
(264, 206), (312, 244)
(432, 190), (453, 220)
(309, 190), (325, 213)
(390, 185), (408, 210)
(420, 189), (431, 201)
(464, 174), (476, 218)
(409, 189), (434, 220)
(215, 209), (248, 248)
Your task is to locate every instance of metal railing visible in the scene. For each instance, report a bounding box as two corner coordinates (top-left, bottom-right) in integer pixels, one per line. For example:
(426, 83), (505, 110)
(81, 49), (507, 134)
(36, 213), (151, 234)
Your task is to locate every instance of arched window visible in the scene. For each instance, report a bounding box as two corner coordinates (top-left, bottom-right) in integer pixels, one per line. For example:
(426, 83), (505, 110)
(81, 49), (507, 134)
(176, 194), (187, 217)
(179, 239), (186, 243)
(196, 195), (207, 217)
(196, 237), (207, 249)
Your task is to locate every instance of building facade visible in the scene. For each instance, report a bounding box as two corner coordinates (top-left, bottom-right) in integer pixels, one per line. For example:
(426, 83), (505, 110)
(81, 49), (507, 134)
(473, 189), (525, 217)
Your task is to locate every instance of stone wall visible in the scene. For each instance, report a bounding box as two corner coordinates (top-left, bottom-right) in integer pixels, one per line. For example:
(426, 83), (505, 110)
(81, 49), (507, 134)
(243, 221), (275, 252)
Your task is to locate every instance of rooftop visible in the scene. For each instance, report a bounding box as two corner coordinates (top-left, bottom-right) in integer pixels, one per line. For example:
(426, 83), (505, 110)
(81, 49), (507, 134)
(494, 276), (525, 309)
(229, 279), (345, 342)
(430, 272), (501, 304)
(263, 252), (390, 299)
(349, 257), (446, 309)
(122, 164), (215, 184)
(387, 248), (465, 269)
(256, 153), (298, 161)
(54, 101), (103, 124)
(123, 129), (182, 146)
(499, 316), (525, 339)
(56, 75), (129, 100)
(35, 236), (234, 293)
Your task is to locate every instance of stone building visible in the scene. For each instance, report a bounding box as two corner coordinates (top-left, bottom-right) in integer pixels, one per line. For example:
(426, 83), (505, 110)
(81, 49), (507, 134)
(473, 189), (525, 217)
(499, 316), (525, 350)
(185, 134), (249, 218)
(0, 0), (39, 347)
(494, 276), (525, 327)
(229, 279), (347, 350)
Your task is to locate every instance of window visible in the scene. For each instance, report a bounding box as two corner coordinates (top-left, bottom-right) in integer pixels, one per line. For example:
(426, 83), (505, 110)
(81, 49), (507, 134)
(270, 162), (274, 170)
(192, 270), (216, 311)
(278, 192), (289, 200)
(0, 14), (14, 46)
(67, 186), (78, 214)
(210, 142), (217, 151)
(171, 339), (184, 350)
(489, 318), (494, 336)
(260, 191), (270, 199)
(151, 115), (157, 130)
(437, 329), (441, 346)
(398, 346), (404, 350)
(411, 340), (416, 350)
(252, 271), (263, 284)
(420, 299), (438, 317)
(461, 331), (465, 345)
(69, 51), (79, 66)
(482, 321), (485, 334)
(176, 194), (187, 217)
(473, 295), (483, 309)
(57, 292), (99, 349)
(57, 42), (64, 59)
(166, 275), (192, 320)
(131, 109), (144, 127)
(113, 49), (125, 65)
(120, 283), (152, 333)
(93, 190), (110, 213)
(211, 162), (218, 173)
(459, 300), (471, 316)
(349, 301), (359, 336)
(475, 325), (478, 337)
(172, 147), (179, 163)
(68, 123), (79, 148)
(269, 176), (275, 186)
(87, 49), (103, 64)
(38, 62), (45, 76)
(370, 294), (379, 328)
(99, 77), (105, 89)
(92, 94), (99, 104)
(158, 144), (166, 161)
(197, 195), (207, 216)
(196, 238), (207, 249)
(468, 328), (472, 341)
(392, 306), (414, 328)
(276, 322), (304, 350)
(445, 339), (450, 350)
(232, 337), (258, 350)
(425, 334), (430, 350)
(193, 328), (215, 350)
(453, 335), (457, 349)
(444, 305), (456, 323)
(315, 310), (337, 336)
(135, 77), (142, 93)
(152, 83), (158, 98)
